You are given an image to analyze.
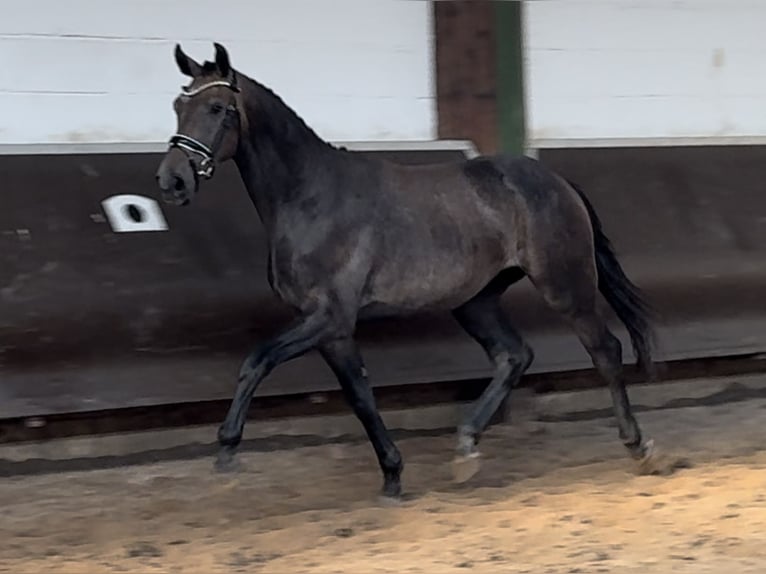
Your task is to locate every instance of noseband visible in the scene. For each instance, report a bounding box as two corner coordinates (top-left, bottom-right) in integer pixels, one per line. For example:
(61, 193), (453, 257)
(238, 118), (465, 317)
(168, 79), (240, 180)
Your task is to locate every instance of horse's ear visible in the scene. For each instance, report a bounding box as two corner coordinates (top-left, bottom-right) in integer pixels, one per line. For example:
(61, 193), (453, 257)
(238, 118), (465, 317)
(213, 42), (231, 77)
(175, 44), (201, 77)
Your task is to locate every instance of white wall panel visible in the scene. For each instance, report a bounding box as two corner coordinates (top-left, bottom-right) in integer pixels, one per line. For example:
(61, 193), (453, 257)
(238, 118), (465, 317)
(524, 0), (766, 146)
(0, 0), (435, 145)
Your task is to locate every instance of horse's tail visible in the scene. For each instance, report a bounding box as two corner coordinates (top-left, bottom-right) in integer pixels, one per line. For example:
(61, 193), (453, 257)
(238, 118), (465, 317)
(566, 178), (658, 379)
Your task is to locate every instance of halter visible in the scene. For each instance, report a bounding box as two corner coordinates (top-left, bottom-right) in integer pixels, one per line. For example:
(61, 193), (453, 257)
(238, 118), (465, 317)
(168, 78), (240, 180)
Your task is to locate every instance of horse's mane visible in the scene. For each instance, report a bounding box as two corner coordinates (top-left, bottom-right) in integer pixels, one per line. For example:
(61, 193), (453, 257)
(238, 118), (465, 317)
(233, 69), (344, 153)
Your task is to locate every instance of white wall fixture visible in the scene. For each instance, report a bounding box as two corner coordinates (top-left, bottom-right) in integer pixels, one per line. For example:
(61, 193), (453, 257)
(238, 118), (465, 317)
(101, 194), (169, 233)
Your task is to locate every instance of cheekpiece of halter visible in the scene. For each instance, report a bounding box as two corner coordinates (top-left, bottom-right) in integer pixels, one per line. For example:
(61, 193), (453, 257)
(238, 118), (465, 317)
(167, 134), (217, 179)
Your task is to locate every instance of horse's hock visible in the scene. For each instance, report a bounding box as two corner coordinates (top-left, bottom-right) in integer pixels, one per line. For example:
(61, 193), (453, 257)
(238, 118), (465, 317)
(0, 143), (765, 423)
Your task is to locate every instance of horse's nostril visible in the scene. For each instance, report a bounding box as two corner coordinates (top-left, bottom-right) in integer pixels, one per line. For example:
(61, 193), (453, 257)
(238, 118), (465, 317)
(174, 176), (185, 191)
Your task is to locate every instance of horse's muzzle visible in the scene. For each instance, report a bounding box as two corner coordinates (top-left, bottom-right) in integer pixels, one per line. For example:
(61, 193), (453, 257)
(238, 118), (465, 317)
(161, 186), (192, 207)
(156, 151), (197, 206)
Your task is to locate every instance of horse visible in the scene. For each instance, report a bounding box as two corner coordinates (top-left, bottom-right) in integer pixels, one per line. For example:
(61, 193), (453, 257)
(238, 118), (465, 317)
(155, 43), (661, 499)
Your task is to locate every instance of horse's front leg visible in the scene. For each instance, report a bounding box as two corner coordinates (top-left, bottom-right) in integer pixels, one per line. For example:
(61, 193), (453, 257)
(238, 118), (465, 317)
(319, 338), (403, 499)
(215, 308), (336, 471)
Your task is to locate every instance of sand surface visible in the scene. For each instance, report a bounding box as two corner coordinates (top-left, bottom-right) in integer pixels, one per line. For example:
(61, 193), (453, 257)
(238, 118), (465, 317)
(1, 386), (765, 573)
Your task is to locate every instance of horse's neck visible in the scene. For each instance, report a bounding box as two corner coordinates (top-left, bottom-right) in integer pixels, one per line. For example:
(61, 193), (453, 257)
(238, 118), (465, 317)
(234, 137), (333, 233)
(233, 83), (334, 233)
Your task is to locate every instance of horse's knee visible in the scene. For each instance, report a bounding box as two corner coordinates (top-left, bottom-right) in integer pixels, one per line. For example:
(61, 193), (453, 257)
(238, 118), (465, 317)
(494, 343), (534, 373)
(487, 343), (533, 392)
(238, 347), (272, 382)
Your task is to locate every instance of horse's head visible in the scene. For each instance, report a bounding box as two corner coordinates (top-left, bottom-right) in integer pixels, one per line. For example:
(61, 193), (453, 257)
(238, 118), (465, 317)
(156, 42), (242, 206)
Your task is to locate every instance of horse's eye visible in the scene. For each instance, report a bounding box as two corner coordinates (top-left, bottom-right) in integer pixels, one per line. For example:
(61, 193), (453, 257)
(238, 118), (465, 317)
(210, 102), (224, 114)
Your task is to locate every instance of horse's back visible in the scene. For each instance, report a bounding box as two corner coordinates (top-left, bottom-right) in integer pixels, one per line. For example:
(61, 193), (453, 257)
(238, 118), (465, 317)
(467, 154), (571, 206)
(470, 153), (594, 228)
(358, 159), (521, 313)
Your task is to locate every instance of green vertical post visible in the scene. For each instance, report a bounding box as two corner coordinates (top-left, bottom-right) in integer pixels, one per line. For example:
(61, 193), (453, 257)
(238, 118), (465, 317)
(494, 0), (526, 154)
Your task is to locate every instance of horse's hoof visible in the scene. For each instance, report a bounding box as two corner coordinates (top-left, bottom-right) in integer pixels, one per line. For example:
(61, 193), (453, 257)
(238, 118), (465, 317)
(633, 439), (685, 476)
(636, 439), (662, 475)
(451, 451), (481, 484)
(380, 478), (402, 502)
(378, 493), (402, 507)
(378, 490), (419, 507)
(214, 450), (241, 474)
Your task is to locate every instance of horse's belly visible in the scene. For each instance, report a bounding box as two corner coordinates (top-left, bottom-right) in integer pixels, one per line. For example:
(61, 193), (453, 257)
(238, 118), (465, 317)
(364, 256), (501, 314)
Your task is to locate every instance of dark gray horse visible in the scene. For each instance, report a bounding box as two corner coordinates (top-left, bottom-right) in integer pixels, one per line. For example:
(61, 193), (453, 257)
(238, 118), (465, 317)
(156, 43), (660, 498)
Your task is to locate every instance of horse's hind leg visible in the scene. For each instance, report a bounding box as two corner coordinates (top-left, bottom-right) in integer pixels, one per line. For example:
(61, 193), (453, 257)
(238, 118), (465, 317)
(529, 268), (655, 466)
(570, 309), (647, 453)
(450, 269), (533, 482)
